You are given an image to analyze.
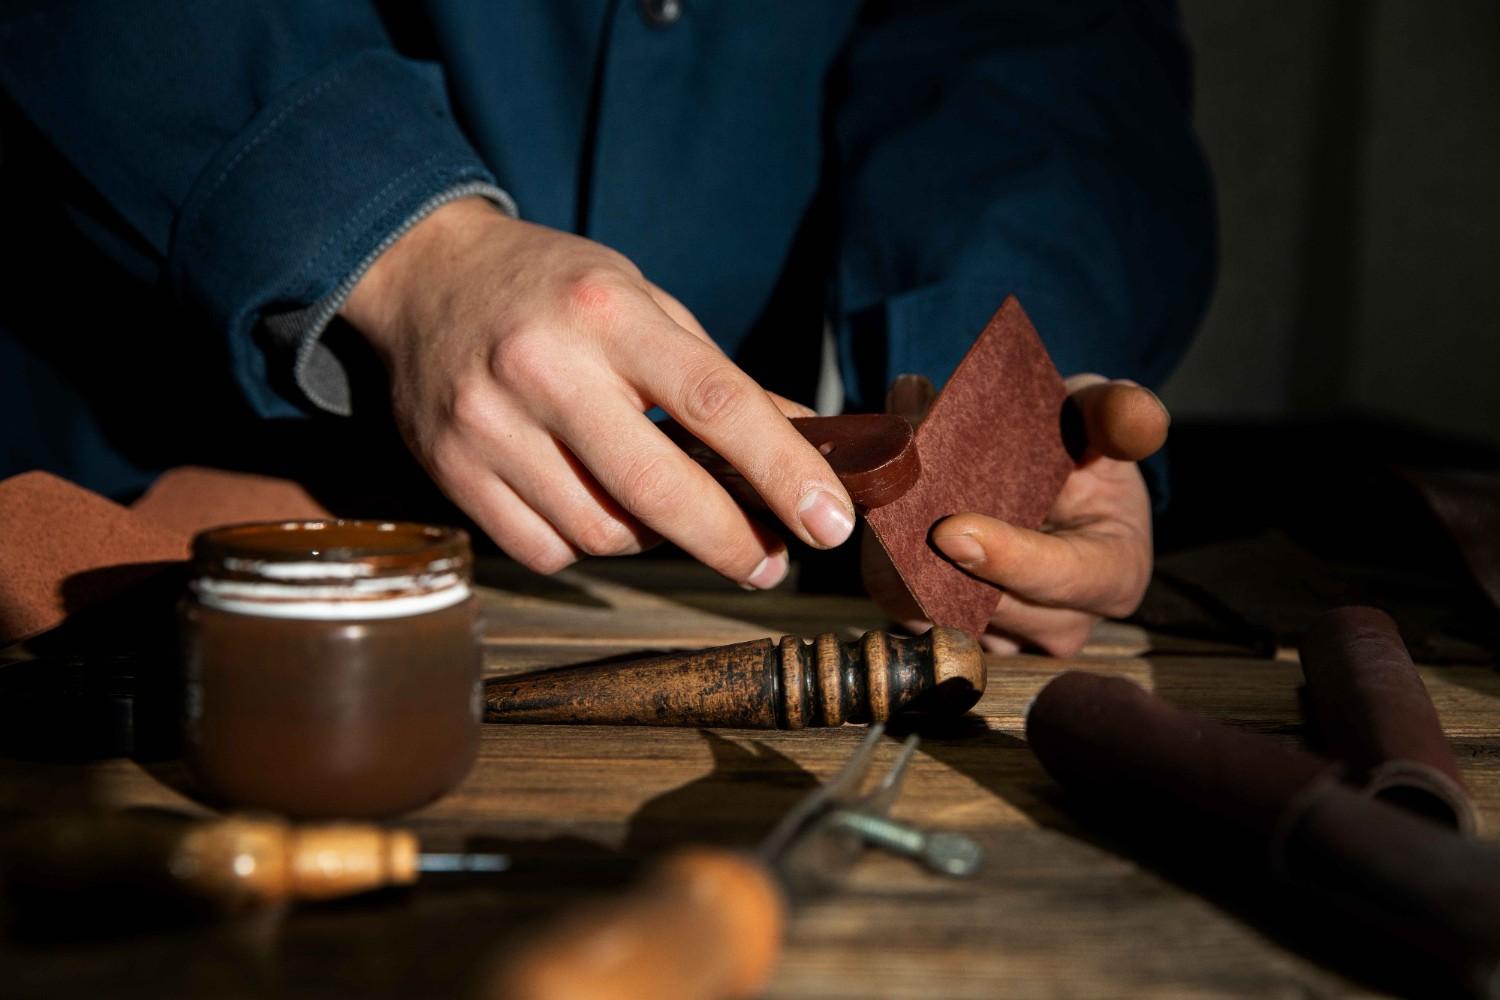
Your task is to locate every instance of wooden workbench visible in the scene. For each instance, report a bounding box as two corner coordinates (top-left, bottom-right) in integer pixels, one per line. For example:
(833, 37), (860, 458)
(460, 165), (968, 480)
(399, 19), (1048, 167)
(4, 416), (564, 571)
(3, 556), (1498, 998)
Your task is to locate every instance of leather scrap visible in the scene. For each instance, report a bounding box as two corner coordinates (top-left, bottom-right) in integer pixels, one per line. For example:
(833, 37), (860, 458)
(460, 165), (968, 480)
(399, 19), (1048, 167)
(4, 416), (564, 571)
(865, 297), (1072, 636)
(0, 472), (188, 646)
(1, 467), (335, 646)
(132, 466), (330, 537)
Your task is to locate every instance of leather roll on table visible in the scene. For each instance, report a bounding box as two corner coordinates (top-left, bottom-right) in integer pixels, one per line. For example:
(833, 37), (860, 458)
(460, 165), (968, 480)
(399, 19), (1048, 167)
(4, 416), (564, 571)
(1026, 671), (1500, 999)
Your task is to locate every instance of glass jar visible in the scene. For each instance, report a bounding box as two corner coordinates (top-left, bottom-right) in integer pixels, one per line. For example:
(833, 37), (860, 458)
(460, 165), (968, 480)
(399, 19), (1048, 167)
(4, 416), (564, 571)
(179, 520), (481, 818)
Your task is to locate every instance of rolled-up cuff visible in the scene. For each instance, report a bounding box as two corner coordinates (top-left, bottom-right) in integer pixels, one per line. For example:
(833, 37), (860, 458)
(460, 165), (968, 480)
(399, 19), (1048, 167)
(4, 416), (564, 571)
(168, 48), (501, 419)
(262, 181), (516, 416)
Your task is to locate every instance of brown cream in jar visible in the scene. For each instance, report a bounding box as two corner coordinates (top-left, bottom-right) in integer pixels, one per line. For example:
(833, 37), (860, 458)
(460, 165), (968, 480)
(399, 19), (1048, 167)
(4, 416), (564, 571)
(179, 521), (481, 818)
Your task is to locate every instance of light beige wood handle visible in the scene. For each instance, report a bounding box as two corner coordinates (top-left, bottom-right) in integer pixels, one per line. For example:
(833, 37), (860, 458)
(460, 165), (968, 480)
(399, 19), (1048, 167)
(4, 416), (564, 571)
(0, 811), (419, 912)
(490, 849), (784, 1000)
(178, 817), (419, 908)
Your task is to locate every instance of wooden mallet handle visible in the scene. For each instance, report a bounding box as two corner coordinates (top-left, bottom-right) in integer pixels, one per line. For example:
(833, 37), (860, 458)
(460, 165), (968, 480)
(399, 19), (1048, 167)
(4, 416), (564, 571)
(484, 627), (984, 728)
(488, 849), (784, 1000)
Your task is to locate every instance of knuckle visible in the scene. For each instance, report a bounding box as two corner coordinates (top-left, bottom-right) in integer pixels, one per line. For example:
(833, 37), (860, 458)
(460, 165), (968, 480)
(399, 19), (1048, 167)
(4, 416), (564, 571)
(513, 539), (576, 575)
(678, 361), (751, 427)
(615, 451), (683, 517)
(426, 433), (467, 480)
(1102, 586), (1147, 620)
(572, 515), (638, 557)
(564, 268), (632, 326)
(487, 325), (554, 389)
(448, 381), (498, 437)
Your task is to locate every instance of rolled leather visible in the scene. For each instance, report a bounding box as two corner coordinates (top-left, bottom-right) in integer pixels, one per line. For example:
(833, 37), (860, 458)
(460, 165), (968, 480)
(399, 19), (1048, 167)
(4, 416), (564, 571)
(1026, 671), (1500, 999)
(1299, 606), (1477, 834)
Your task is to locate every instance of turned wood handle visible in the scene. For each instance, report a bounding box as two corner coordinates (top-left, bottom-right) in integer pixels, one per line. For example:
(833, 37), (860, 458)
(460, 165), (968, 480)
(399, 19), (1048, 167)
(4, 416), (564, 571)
(484, 627), (984, 728)
(661, 414), (919, 510)
(488, 849), (784, 1000)
(1, 812), (418, 911)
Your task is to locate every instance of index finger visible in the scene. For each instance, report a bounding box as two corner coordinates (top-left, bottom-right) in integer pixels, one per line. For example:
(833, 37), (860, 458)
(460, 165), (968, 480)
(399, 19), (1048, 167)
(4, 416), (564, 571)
(551, 391), (791, 588)
(620, 322), (856, 550)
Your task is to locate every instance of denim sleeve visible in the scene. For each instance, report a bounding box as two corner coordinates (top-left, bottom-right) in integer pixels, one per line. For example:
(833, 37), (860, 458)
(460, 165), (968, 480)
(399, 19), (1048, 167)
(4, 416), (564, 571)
(828, 0), (1217, 409)
(0, 4), (503, 418)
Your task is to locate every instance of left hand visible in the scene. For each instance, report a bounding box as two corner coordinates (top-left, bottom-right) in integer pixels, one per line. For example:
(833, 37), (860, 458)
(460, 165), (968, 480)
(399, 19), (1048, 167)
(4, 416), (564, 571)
(862, 374), (1170, 656)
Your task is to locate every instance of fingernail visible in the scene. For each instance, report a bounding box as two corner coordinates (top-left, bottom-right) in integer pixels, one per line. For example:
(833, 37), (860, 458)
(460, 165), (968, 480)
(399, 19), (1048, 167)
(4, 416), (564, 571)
(797, 490), (855, 548)
(744, 549), (790, 590)
(934, 532), (985, 568)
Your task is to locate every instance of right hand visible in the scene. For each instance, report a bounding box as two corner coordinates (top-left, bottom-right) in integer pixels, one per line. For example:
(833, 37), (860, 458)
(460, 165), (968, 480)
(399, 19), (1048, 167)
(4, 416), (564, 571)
(339, 198), (855, 587)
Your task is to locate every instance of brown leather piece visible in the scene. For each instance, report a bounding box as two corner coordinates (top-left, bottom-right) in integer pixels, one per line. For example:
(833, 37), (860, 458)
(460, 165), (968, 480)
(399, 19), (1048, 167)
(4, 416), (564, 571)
(789, 415), (918, 510)
(0, 472), (189, 645)
(1026, 671), (1335, 840)
(865, 297), (1072, 636)
(664, 413), (918, 511)
(1299, 606), (1478, 834)
(1026, 671), (1500, 997)
(131, 466), (330, 537)
(0, 467), (336, 646)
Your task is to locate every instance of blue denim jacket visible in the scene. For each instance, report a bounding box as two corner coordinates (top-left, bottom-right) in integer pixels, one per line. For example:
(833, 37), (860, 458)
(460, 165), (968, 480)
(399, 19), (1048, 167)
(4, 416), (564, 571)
(0, 0), (1214, 499)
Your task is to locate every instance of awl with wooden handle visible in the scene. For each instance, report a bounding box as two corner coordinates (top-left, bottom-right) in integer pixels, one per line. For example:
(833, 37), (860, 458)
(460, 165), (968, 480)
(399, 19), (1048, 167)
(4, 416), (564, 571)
(0, 810), (507, 914)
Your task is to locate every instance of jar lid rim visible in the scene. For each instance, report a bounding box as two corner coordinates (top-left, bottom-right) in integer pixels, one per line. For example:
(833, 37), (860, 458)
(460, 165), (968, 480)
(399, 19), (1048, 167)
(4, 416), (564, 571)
(191, 520), (470, 577)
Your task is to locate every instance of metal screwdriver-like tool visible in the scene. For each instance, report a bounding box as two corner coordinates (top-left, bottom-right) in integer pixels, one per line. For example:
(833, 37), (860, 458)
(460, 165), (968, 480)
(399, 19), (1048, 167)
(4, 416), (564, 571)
(0, 810), (509, 913)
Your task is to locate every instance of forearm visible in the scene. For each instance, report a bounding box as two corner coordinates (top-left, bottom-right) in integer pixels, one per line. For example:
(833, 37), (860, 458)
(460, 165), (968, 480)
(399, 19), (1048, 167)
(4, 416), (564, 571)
(0, 4), (504, 418)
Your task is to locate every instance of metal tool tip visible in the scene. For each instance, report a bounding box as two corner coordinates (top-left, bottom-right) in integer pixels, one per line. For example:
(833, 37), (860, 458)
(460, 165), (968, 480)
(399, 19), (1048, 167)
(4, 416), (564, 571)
(923, 832), (984, 878)
(417, 852), (512, 874)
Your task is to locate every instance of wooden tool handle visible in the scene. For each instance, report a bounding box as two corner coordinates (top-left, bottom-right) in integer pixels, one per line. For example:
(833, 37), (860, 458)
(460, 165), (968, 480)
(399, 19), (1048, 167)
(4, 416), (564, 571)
(0, 811), (419, 912)
(662, 414), (919, 510)
(485, 627), (984, 728)
(177, 817), (419, 907)
(490, 849), (784, 1000)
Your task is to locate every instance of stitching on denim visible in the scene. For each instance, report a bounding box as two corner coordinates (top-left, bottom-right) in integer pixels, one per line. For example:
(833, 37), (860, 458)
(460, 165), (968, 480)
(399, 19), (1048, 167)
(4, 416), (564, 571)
(193, 68), (349, 228)
(288, 179), (514, 415)
(290, 151), (448, 293)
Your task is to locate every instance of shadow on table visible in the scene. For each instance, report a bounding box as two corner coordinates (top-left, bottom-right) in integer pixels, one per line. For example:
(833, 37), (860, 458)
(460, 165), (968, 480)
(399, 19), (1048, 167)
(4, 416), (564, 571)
(472, 558), (610, 609)
(1, 564), (185, 767)
(624, 730), (820, 854)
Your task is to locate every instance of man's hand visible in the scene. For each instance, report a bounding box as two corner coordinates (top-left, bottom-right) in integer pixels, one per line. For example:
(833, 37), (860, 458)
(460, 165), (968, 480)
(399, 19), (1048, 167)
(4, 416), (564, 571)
(863, 374), (1169, 655)
(340, 198), (855, 586)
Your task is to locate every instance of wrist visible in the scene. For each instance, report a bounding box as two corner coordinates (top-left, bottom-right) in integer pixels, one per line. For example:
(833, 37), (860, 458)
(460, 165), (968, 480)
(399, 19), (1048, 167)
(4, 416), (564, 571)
(340, 196), (508, 354)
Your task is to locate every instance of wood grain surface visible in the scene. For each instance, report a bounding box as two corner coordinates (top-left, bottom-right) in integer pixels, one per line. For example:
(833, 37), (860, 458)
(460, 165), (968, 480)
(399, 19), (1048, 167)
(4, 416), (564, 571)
(2, 557), (1498, 999)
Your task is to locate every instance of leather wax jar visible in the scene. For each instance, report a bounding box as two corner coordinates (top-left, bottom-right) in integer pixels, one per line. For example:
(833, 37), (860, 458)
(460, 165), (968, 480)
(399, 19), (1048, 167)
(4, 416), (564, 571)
(179, 521), (481, 818)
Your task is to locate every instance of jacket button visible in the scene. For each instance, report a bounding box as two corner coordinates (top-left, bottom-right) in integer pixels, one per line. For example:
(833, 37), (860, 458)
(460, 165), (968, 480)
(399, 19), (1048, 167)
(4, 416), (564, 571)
(639, 0), (683, 26)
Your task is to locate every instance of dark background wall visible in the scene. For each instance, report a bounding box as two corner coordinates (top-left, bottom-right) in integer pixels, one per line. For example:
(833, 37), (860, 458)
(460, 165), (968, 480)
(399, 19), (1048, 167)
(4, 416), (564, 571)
(1163, 1), (1500, 445)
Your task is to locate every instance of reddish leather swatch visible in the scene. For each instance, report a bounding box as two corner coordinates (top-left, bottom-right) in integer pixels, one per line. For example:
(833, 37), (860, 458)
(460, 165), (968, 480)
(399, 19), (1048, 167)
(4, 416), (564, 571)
(0, 472), (189, 645)
(865, 297), (1071, 637)
(1, 467), (335, 646)
(131, 466), (330, 537)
